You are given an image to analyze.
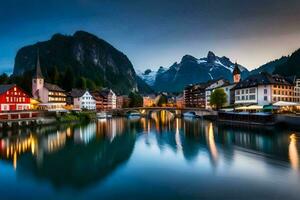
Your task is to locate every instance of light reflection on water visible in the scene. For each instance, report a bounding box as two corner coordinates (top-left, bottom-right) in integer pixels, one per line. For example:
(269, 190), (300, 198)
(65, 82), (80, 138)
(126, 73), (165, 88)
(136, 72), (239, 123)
(0, 110), (299, 199)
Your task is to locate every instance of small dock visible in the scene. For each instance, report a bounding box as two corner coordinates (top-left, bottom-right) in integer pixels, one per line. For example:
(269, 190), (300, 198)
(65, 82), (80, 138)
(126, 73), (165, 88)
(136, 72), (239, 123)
(0, 111), (43, 128)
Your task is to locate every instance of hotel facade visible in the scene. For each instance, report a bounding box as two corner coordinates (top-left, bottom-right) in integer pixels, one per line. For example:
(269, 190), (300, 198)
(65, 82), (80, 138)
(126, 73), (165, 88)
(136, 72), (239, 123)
(234, 73), (298, 106)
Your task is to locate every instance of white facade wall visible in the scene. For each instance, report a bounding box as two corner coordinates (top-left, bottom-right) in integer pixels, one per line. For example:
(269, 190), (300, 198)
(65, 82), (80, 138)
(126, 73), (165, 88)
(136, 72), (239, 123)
(257, 85), (272, 105)
(219, 84), (236, 106)
(205, 79), (227, 109)
(110, 91), (117, 109)
(235, 85), (272, 106)
(40, 88), (49, 103)
(235, 87), (257, 104)
(79, 91), (96, 110)
(32, 78), (44, 99)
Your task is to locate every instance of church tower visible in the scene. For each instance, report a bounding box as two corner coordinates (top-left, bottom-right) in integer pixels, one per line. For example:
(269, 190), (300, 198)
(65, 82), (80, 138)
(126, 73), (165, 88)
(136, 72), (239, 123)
(32, 50), (44, 100)
(233, 62), (241, 83)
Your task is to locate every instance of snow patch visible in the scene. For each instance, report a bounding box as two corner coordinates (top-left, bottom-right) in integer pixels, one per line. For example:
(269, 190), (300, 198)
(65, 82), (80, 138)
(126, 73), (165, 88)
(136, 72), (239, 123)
(137, 70), (157, 86)
(208, 73), (213, 79)
(197, 59), (206, 64)
(215, 59), (234, 72)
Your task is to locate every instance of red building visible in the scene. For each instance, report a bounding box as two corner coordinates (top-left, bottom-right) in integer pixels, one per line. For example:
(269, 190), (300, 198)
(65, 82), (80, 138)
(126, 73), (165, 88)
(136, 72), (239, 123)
(0, 84), (31, 112)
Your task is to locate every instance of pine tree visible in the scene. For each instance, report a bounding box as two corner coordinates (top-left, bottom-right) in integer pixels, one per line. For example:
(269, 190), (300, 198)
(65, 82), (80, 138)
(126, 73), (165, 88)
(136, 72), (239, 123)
(63, 67), (74, 91)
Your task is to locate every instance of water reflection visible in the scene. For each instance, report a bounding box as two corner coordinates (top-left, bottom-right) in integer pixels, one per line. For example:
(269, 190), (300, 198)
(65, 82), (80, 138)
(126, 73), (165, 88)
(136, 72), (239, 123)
(0, 114), (299, 198)
(289, 134), (299, 171)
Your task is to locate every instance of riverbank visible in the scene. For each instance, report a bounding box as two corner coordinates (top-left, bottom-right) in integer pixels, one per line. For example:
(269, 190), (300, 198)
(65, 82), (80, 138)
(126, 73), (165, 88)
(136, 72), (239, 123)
(0, 111), (97, 130)
(217, 111), (300, 129)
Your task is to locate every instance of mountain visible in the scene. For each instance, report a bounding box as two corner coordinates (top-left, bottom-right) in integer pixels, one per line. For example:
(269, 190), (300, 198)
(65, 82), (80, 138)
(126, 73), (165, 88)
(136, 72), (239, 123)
(250, 56), (289, 75)
(273, 48), (300, 76)
(135, 75), (154, 94)
(137, 67), (167, 86)
(13, 31), (142, 94)
(138, 51), (249, 92)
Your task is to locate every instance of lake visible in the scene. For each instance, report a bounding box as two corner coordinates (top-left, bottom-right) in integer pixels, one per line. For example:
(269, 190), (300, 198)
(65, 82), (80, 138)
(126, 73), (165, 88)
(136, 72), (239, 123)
(0, 111), (299, 199)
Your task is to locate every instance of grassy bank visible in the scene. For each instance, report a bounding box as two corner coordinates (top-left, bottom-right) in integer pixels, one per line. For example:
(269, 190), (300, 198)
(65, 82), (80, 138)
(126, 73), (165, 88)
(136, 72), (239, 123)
(56, 111), (96, 123)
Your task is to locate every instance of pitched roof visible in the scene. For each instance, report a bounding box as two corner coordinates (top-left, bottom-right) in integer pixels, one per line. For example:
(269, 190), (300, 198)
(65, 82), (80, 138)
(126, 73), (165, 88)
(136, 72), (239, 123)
(90, 90), (105, 100)
(69, 89), (87, 98)
(235, 72), (292, 89)
(184, 78), (230, 92)
(100, 88), (115, 96)
(0, 84), (15, 94)
(44, 83), (65, 92)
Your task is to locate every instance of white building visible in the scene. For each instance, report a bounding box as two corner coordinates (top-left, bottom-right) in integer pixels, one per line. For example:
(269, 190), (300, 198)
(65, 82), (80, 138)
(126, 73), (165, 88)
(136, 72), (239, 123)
(219, 84), (237, 107)
(67, 89), (96, 110)
(234, 73), (295, 106)
(32, 52), (66, 111)
(205, 79), (229, 109)
(100, 89), (117, 109)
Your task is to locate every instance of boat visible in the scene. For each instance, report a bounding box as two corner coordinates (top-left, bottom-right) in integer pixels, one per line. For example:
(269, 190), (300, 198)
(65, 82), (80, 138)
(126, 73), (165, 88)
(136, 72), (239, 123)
(127, 112), (141, 118)
(183, 112), (196, 118)
(97, 112), (112, 119)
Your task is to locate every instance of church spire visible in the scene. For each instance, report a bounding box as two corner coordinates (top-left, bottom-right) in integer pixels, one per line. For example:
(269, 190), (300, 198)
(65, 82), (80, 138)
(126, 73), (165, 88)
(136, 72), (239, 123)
(233, 62), (241, 83)
(34, 48), (43, 79)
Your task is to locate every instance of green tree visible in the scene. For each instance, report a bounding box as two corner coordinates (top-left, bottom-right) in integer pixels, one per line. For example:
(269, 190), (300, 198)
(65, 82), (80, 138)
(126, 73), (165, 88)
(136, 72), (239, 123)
(86, 78), (96, 90)
(0, 73), (9, 84)
(157, 95), (167, 107)
(128, 92), (143, 107)
(210, 88), (227, 110)
(63, 67), (74, 91)
(76, 77), (87, 89)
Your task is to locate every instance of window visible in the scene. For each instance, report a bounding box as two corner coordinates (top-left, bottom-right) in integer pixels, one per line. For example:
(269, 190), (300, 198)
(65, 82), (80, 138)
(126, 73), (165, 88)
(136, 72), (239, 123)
(264, 96), (268, 101)
(249, 88), (255, 93)
(264, 89), (267, 94)
(249, 95), (255, 100)
(273, 90), (276, 95)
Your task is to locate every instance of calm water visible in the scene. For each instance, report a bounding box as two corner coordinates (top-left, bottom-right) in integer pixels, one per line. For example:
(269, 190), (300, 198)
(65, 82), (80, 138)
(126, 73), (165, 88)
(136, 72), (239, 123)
(0, 111), (300, 199)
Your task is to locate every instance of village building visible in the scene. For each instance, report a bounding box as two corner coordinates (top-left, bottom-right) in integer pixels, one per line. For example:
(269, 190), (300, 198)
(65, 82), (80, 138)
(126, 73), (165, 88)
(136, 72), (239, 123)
(184, 83), (210, 108)
(234, 72), (295, 106)
(0, 84), (31, 112)
(91, 88), (116, 110)
(175, 95), (185, 108)
(91, 91), (105, 111)
(67, 89), (96, 110)
(205, 78), (229, 109)
(100, 89), (116, 109)
(32, 53), (66, 111)
(116, 95), (129, 108)
(143, 95), (157, 107)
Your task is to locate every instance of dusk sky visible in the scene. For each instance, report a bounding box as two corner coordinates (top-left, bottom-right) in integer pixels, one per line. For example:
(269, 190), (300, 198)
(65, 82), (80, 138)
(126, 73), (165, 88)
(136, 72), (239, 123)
(1, 0), (300, 73)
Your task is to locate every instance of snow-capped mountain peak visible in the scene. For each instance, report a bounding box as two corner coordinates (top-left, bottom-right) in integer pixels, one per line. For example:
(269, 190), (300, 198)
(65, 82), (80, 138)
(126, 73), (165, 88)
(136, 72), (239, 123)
(137, 51), (249, 92)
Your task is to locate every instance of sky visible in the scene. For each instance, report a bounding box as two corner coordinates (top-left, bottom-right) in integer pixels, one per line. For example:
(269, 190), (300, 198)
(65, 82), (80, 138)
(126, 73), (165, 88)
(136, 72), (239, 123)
(1, 0), (300, 74)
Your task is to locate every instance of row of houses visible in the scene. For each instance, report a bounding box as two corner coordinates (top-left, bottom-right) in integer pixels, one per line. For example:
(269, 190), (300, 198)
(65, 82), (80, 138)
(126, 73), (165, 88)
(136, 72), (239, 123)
(184, 63), (300, 109)
(0, 55), (125, 112)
